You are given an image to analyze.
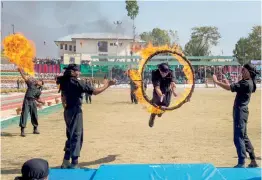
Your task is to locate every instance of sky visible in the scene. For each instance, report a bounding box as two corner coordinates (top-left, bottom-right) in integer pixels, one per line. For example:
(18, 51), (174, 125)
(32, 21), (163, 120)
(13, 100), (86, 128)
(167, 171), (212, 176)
(1, 0), (261, 58)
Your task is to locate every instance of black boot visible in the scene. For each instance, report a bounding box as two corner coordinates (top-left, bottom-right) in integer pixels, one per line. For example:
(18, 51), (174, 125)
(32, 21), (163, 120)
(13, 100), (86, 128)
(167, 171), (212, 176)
(149, 114), (156, 128)
(21, 128), (25, 137)
(33, 127), (40, 134)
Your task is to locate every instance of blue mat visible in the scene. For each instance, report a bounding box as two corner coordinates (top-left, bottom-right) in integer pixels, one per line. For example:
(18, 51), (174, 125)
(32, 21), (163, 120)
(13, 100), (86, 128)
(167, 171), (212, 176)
(47, 164), (262, 180)
(49, 168), (97, 180)
(92, 164), (225, 180)
(218, 168), (262, 180)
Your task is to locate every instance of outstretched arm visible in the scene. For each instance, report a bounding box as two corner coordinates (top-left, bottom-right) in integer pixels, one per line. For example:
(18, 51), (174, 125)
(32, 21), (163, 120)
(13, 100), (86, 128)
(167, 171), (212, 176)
(17, 68), (29, 82)
(92, 79), (116, 95)
(212, 75), (231, 91)
(80, 79), (116, 95)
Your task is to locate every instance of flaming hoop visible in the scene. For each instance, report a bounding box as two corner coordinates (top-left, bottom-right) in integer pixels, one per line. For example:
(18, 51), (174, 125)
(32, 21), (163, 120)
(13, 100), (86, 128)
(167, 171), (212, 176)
(129, 44), (195, 114)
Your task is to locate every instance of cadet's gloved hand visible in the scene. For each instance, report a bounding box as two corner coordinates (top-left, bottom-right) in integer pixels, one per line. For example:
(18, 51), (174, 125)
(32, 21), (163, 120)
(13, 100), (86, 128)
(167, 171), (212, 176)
(104, 79), (116, 87)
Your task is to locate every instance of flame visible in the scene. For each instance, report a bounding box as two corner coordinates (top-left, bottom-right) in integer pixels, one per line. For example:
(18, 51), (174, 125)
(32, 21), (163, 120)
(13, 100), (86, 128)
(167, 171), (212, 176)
(129, 43), (194, 114)
(2, 33), (36, 75)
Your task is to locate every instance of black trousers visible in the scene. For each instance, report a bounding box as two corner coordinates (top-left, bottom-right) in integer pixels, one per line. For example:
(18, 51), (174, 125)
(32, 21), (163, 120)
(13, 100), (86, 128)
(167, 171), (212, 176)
(151, 91), (172, 107)
(150, 91), (172, 118)
(233, 106), (255, 164)
(130, 90), (137, 103)
(64, 106), (83, 158)
(85, 93), (92, 103)
(19, 99), (38, 128)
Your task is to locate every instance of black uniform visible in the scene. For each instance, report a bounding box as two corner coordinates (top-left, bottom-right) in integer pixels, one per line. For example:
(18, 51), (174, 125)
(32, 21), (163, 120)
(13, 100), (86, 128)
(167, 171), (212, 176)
(149, 63), (175, 127)
(58, 69), (94, 161)
(130, 80), (137, 104)
(151, 69), (175, 107)
(19, 80), (42, 129)
(230, 79), (256, 165)
(85, 80), (92, 104)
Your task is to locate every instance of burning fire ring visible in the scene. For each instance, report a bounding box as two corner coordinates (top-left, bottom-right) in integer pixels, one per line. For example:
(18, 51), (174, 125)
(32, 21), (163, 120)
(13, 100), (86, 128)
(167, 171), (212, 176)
(139, 49), (195, 111)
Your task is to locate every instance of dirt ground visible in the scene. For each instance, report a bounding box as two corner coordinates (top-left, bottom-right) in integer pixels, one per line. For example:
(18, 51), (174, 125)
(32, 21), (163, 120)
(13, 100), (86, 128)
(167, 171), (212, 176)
(1, 88), (261, 180)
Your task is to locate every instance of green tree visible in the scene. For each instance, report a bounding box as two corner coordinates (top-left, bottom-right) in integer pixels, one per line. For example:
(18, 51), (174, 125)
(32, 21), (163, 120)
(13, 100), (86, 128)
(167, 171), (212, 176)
(168, 30), (179, 46)
(125, 0), (139, 40)
(184, 38), (210, 56)
(233, 25), (261, 65)
(140, 28), (171, 46)
(233, 38), (250, 65)
(184, 26), (221, 57)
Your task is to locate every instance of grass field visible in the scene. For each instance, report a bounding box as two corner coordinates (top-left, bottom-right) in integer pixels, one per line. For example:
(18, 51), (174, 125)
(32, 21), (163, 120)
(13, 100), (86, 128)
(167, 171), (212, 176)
(1, 88), (261, 180)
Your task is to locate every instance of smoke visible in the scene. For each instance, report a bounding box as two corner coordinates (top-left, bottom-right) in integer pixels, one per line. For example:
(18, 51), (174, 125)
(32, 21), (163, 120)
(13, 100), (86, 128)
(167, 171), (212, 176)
(2, 1), (133, 58)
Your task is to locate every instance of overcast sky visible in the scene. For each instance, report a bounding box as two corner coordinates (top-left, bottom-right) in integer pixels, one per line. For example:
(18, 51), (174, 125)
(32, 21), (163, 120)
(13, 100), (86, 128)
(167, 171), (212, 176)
(1, 1), (261, 58)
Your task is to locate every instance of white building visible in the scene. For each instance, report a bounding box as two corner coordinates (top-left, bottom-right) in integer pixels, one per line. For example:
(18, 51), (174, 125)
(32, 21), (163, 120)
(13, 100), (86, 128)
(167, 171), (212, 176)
(54, 33), (145, 63)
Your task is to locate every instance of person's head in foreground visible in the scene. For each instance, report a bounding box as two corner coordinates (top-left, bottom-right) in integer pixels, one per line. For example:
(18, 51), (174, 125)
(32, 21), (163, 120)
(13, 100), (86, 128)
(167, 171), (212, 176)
(242, 63), (259, 93)
(158, 63), (170, 77)
(63, 64), (80, 78)
(15, 158), (49, 180)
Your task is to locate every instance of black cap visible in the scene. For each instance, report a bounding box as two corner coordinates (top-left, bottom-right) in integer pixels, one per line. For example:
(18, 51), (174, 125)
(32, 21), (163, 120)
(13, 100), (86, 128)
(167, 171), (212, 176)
(63, 64), (80, 71)
(21, 158), (49, 180)
(158, 63), (170, 73)
(243, 63), (259, 78)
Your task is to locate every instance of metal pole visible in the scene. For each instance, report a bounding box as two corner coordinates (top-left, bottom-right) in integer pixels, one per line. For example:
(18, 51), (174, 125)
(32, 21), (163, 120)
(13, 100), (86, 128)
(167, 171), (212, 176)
(236, 66), (238, 82)
(11, 24), (14, 34)
(92, 65), (93, 78)
(1, 2), (3, 44)
(114, 21), (122, 60)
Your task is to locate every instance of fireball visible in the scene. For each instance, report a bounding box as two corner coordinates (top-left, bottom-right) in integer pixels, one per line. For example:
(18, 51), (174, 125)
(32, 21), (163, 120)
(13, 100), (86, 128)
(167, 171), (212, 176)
(2, 33), (36, 75)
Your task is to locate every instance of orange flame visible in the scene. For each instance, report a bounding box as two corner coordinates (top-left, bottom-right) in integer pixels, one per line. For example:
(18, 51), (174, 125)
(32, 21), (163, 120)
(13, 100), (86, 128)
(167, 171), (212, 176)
(129, 43), (194, 114)
(3, 33), (36, 75)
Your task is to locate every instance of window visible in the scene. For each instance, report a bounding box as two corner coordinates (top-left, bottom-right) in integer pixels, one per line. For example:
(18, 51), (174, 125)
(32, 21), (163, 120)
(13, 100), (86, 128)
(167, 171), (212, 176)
(69, 45), (72, 51)
(110, 43), (113, 46)
(70, 57), (75, 64)
(60, 44), (63, 49)
(65, 44), (68, 50)
(61, 56), (63, 61)
(74, 46), (76, 52)
(98, 41), (108, 52)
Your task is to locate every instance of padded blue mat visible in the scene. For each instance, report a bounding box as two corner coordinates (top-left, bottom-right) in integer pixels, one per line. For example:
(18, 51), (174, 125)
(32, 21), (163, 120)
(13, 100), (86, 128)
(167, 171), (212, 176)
(47, 165), (262, 180)
(49, 168), (97, 180)
(218, 168), (262, 180)
(92, 163), (225, 180)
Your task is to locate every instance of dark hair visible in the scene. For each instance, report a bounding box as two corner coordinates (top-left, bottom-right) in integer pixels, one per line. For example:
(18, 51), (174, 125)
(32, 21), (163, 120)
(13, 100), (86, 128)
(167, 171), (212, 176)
(243, 63), (258, 93)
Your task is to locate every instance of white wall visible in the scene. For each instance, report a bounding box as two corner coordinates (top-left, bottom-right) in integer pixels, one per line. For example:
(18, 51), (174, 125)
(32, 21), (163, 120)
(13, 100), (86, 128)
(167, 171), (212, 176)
(58, 39), (138, 58)
(75, 39), (98, 55)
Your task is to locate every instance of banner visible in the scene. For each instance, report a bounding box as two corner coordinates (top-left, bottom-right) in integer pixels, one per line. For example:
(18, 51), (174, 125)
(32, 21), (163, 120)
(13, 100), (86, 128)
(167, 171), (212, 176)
(251, 60), (261, 65)
(63, 54), (81, 64)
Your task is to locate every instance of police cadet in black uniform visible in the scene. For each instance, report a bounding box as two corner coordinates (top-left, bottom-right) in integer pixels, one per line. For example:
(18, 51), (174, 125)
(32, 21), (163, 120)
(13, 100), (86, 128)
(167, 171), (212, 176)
(130, 79), (138, 104)
(18, 68), (45, 137)
(213, 63), (259, 168)
(149, 63), (178, 127)
(127, 69), (138, 104)
(57, 64), (115, 169)
(85, 78), (92, 104)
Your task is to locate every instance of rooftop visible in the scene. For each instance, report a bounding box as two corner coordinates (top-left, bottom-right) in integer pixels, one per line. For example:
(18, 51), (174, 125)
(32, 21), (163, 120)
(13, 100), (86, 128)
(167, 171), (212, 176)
(55, 33), (145, 42)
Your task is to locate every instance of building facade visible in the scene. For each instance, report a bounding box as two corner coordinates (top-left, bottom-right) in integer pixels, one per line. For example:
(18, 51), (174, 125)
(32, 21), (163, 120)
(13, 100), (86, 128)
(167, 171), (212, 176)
(54, 33), (145, 64)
